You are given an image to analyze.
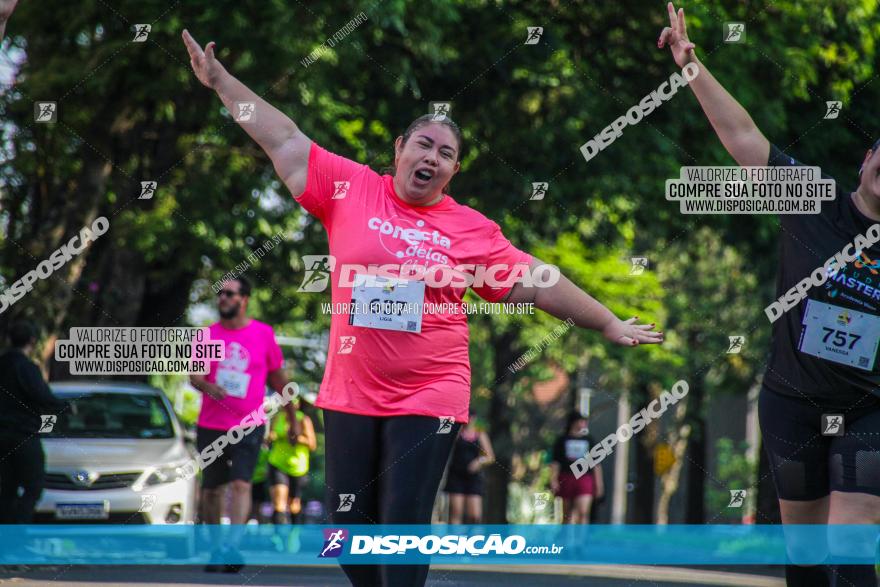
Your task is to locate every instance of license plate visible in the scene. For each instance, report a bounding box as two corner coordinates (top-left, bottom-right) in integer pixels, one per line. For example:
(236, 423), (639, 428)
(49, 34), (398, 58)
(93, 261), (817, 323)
(55, 502), (109, 520)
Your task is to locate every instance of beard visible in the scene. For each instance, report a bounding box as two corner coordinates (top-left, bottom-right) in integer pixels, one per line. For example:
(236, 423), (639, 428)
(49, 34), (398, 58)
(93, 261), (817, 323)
(218, 302), (240, 320)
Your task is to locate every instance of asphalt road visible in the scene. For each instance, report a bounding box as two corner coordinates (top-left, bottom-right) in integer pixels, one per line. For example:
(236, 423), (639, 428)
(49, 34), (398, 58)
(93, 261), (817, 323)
(0, 564), (786, 587)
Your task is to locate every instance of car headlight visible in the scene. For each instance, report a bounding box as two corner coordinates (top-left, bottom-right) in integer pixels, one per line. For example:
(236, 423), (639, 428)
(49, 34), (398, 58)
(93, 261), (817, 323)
(144, 464), (189, 486)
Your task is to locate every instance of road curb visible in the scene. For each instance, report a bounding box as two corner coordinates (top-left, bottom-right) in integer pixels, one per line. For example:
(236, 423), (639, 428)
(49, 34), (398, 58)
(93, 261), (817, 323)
(429, 564), (784, 586)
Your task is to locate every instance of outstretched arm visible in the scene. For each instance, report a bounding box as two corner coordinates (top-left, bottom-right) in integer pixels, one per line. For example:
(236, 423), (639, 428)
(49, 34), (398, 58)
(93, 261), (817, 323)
(504, 259), (664, 347)
(182, 30), (312, 194)
(658, 2), (769, 166)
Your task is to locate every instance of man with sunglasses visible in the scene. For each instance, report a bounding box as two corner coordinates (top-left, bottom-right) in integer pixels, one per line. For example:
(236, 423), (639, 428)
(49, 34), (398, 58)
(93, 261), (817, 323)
(189, 275), (295, 572)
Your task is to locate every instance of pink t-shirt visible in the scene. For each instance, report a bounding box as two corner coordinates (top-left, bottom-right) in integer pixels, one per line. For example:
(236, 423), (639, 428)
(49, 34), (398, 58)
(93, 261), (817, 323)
(294, 143), (532, 423)
(197, 320), (284, 431)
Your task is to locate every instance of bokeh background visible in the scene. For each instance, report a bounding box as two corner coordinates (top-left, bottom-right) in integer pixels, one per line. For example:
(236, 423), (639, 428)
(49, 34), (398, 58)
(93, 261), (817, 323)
(1, 0), (878, 525)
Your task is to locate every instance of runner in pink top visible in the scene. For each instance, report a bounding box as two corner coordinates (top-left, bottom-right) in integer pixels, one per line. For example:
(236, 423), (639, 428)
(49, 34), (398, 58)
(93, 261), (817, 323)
(188, 275), (296, 573)
(184, 30), (663, 587)
(296, 142), (533, 423)
(197, 318), (283, 431)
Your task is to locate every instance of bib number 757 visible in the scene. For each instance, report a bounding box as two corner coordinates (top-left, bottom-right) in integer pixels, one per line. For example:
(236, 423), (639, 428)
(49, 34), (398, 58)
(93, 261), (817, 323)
(820, 327), (861, 350)
(798, 299), (880, 371)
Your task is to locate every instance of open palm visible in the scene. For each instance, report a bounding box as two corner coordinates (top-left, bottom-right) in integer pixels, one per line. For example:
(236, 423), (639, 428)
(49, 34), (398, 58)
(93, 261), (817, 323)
(182, 29), (226, 90)
(603, 317), (664, 347)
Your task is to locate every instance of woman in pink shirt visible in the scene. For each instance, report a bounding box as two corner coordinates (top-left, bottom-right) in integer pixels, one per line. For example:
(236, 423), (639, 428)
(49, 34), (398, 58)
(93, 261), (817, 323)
(184, 30), (663, 587)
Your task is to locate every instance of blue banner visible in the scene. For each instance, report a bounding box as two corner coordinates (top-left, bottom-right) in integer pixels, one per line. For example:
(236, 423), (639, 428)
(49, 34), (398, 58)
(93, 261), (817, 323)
(0, 524), (877, 565)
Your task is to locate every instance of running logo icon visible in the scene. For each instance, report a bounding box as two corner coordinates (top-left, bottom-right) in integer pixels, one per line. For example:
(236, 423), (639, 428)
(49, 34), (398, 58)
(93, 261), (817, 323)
(727, 489), (746, 508)
(319, 529), (348, 558)
(235, 102), (256, 123)
(34, 102), (57, 123)
(824, 101), (842, 120)
(727, 336), (745, 354)
(530, 182), (548, 201)
(39, 414), (57, 433)
(533, 492), (550, 511)
(821, 414), (844, 436)
(836, 311), (851, 326)
(630, 257), (648, 275)
(139, 181), (157, 200)
(132, 24), (151, 42)
(336, 494), (355, 512)
(297, 255), (334, 292)
(138, 494), (157, 512)
(430, 102), (451, 122)
(338, 336), (356, 354)
(525, 27), (543, 45)
(332, 181), (350, 200)
(436, 416), (455, 434)
(723, 23), (745, 43)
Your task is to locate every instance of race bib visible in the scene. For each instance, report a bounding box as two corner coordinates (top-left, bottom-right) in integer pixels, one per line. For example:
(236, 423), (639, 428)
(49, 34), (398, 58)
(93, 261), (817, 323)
(349, 274), (425, 333)
(216, 368), (250, 398)
(798, 299), (880, 370)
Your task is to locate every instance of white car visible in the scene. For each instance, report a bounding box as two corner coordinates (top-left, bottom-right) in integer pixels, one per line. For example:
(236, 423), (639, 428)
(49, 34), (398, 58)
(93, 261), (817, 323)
(35, 382), (197, 529)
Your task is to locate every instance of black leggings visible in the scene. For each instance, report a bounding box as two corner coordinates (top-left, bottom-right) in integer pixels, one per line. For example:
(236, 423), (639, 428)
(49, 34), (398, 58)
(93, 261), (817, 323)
(0, 435), (45, 524)
(323, 409), (461, 587)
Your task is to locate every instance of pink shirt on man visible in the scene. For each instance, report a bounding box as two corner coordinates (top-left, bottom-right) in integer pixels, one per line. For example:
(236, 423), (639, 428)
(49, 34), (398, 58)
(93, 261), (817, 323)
(197, 320), (283, 431)
(294, 143), (532, 424)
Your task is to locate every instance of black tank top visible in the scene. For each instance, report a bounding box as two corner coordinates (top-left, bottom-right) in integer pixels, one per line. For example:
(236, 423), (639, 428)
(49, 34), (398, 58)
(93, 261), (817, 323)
(449, 429), (481, 475)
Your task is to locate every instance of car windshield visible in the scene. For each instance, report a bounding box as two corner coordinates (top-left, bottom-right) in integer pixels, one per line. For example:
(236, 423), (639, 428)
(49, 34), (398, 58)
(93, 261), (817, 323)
(48, 392), (174, 439)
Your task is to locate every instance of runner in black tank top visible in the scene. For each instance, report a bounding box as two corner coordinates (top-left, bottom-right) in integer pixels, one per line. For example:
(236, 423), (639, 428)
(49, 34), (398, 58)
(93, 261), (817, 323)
(444, 412), (494, 524)
(659, 4), (880, 585)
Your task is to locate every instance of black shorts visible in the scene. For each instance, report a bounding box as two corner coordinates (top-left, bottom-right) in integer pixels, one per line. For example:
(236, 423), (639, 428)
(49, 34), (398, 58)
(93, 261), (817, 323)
(758, 387), (880, 501)
(444, 471), (483, 496)
(196, 425), (265, 490)
(268, 463), (307, 500)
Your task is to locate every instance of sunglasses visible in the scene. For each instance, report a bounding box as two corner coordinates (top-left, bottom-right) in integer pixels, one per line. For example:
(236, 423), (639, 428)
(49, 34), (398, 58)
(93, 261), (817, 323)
(216, 290), (241, 298)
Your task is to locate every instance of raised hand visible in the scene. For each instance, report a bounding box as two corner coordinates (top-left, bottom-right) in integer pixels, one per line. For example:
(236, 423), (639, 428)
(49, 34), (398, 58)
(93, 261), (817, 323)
(657, 2), (696, 68)
(602, 316), (664, 347)
(182, 29), (227, 90)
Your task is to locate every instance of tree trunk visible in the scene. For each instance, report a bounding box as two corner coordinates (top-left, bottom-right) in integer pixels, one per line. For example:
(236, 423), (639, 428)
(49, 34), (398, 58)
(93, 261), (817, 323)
(684, 378), (706, 524)
(656, 415), (691, 524)
(485, 328), (518, 523)
(0, 147), (110, 348)
(630, 383), (656, 523)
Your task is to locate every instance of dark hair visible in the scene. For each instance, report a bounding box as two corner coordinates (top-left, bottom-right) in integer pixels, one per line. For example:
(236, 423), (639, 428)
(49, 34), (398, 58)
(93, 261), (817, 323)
(231, 275), (252, 297)
(9, 320), (37, 347)
(402, 114), (463, 157)
(859, 138), (880, 178)
(387, 114), (464, 193)
(565, 410), (587, 432)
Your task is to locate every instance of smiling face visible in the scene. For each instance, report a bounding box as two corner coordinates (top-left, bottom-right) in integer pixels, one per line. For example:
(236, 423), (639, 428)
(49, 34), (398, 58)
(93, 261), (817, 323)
(393, 121), (461, 205)
(858, 144), (880, 202)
